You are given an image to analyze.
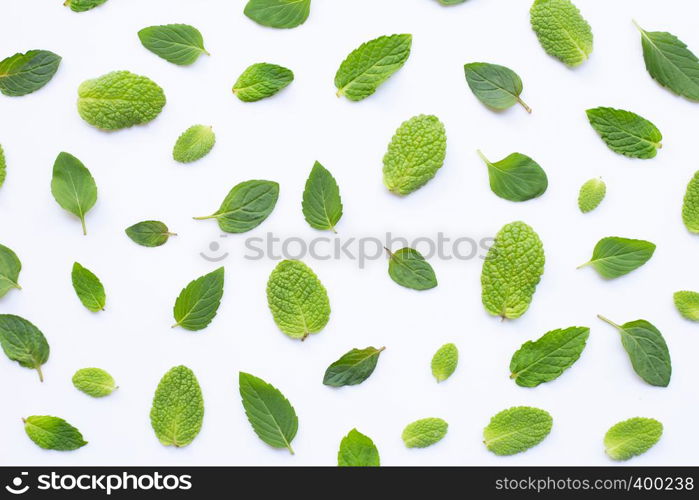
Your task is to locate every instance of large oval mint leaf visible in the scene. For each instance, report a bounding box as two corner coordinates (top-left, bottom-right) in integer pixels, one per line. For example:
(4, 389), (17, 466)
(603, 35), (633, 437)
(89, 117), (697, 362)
(530, 0), (593, 67)
(402, 418), (448, 448)
(586, 107), (662, 159)
(0, 243), (22, 298)
(173, 125), (215, 164)
(194, 180), (279, 233)
(597, 316), (671, 387)
(604, 417), (663, 461)
(323, 346), (385, 387)
(138, 24), (209, 66)
(338, 428), (380, 467)
(71, 262), (106, 312)
(0, 314), (49, 382)
(578, 178), (606, 213)
(484, 406), (552, 456)
(335, 34), (412, 101)
(64, 0), (109, 13)
(266, 260), (330, 339)
(682, 171), (699, 233)
(463, 62), (531, 112)
(172, 267), (224, 331)
(510, 326), (589, 387)
(431, 343), (458, 382)
(0, 50), (62, 97)
(23, 416), (87, 451)
(72, 367), (117, 398)
(301, 161), (343, 232)
(579, 237), (656, 279)
(150, 365), (204, 447)
(50, 152), (98, 235)
(477, 150), (547, 202)
(239, 372), (298, 454)
(386, 247), (437, 290)
(673, 290), (699, 321)
(244, 0), (311, 29)
(232, 63), (294, 102)
(125, 220), (175, 247)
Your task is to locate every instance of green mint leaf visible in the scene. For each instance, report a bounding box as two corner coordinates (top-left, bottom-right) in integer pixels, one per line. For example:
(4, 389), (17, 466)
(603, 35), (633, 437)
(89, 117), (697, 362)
(0, 50), (61, 96)
(71, 262), (106, 312)
(597, 315), (671, 387)
(586, 107), (662, 159)
(150, 365), (204, 447)
(383, 114), (447, 195)
(302, 161), (343, 232)
(173, 125), (215, 163)
(431, 343), (458, 382)
(72, 367), (117, 397)
(682, 171), (699, 233)
(172, 267), (224, 331)
(266, 260), (330, 339)
(530, 0), (593, 67)
(323, 346), (385, 387)
(477, 150), (548, 202)
(578, 178), (606, 213)
(579, 237), (656, 279)
(386, 247), (437, 290)
(463, 62), (531, 112)
(481, 221), (545, 320)
(23, 416), (87, 451)
(402, 418), (448, 448)
(634, 21), (699, 101)
(0, 144), (6, 188)
(484, 406), (552, 456)
(77, 71), (166, 130)
(125, 220), (175, 247)
(0, 243), (22, 298)
(0, 315), (49, 382)
(244, 0), (311, 29)
(50, 152), (97, 235)
(239, 372), (298, 454)
(335, 34), (412, 101)
(194, 180), (279, 233)
(510, 326), (589, 387)
(338, 428), (380, 466)
(232, 63), (294, 102)
(437, 0), (468, 4)
(673, 291), (699, 321)
(604, 417), (663, 461)
(138, 25), (208, 66)
(64, 0), (108, 12)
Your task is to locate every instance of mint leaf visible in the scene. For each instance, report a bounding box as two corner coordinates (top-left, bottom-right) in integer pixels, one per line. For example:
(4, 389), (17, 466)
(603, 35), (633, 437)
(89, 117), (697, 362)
(338, 428), (380, 466)
(578, 178), (606, 213)
(51, 152), (98, 235)
(402, 418), (448, 448)
(530, 0), (593, 67)
(604, 417), (663, 461)
(682, 171), (699, 233)
(431, 343), (458, 382)
(477, 150), (547, 202)
(673, 291), (699, 321)
(173, 125), (215, 163)
(579, 237), (656, 279)
(383, 114), (447, 195)
(239, 372), (298, 454)
(597, 315), (671, 387)
(323, 346), (384, 387)
(510, 327), (589, 387)
(0, 144), (5, 188)
(138, 24), (209, 66)
(150, 365), (204, 447)
(125, 220), (175, 247)
(172, 267), (224, 331)
(484, 406), (552, 456)
(464, 62), (531, 112)
(586, 107), (662, 159)
(72, 367), (117, 398)
(194, 180), (279, 233)
(0, 243), (22, 298)
(437, 0), (468, 4)
(71, 262), (106, 312)
(302, 161), (343, 232)
(244, 0), (311, 29)
(335, 34), (412, 101)
(77, 71), (166, 130)
(64, 0), (108, 12)
(0, 50), (61, 96)
(0, 315), (49, 382)
(386, 247), (437, 290)
(23, 416), (86, 451)
(232, 63), (294, 102)
(266, 260), (330, 339)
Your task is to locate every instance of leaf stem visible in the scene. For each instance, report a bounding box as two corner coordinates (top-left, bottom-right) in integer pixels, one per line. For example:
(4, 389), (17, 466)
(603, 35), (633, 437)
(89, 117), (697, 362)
(576, 261), (590, 270)
(287, 443), (295, 455)
(476, 149), (490, 165)
(597, 314), (622, 330)
(383, 246), (394, 258)
(192, 215), (215, 220)
(80, 217), (87, 236)
(631, 19), (642, 32)
(516, 97), (532, 114)
(36, 365), (44, 383)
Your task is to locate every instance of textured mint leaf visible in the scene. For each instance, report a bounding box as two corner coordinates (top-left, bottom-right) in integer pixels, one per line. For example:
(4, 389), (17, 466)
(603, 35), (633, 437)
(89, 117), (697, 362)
(50, 152), (97, 235)
(335, 34), (412, 101)
(604, 417), (663, 461)
(72, 367), (117, 397)
(481, 221), (545, 320)
(172, 267), (224, 331)
(138, 24), (209, 66)
(586, 107), (662, 159)
(386, 247), (437, 290)
(302, 161), (343, 232)
(64, 0), (108, 12)
(239, 372), (298, 454)
(77, 71), (166, 130)
(0, 144), (5, 188)
(402, 418), (448, 448)
(194, 180), (279, 233)
(125, 220), (175, 247)
(597, 316), (671, 387)
(579, 237), (655, 279)
(0, 243), (21, 298)
(510, 326), (589, 387)
(383, 114), (447, 195)
(244, 0), (311, 29)
(477, 150), (547, 202)
(338, 428), (380, 466)
(233, 63), (294, 102)
(578, 178), (606, 213)
(266, 260), (330, 339)
(323, 346), (384, 387)
(150, 365), (204, 447)
(23, 416), (87, 451)
(0, 50), (61, 96)
(484, 406), (552, 456)
(0, 314), (49, 382)
(71, 262), (106, 312)
(530, 0), (593, 67)
(431, 343), (458, 382)
(173, 125), (215, 163)
(682, 171), (699, 233)
(673, 291), (699, 321)
(464, 63), (531, 112)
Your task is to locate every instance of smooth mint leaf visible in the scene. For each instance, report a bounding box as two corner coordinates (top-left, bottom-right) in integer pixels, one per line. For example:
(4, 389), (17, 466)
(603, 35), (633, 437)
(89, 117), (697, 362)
(301, 161), (343, 232)
(72, 367), (117, 398)
(402, 418), (448, 448)
(125, 221), (175, 248)
(386, 247), (437, 290)
(232, 63), (294, 102)
(150, 365), (204, 447)
(172, 267), (224, 331)
(682, 171), (699, 233)
(23, 416), (86, 451)
(244, 0), (311, 29)
(138, 24), (209, 66)
(431, 343), (458, 382)
(673, 291), (699, 321)
(173, 125), (215, 163)
(579, 237), (656, 279)
(71, 262), (106, 312)
(64, 0), (108, 12)
(530, 0), (593, 67)
(0, 314), (49, 382)
(51, 152), (97, 235)
(586, 107), (662, 159)
(477, 150), (547, 202)
(323, 347), (384, 387)
(464, 62), (531, 112)
(0, 243), (21, 298)
(604, 417), (663, 461)
(578, 178), (606, 213)
(338, 428), (380, 466)
(0, 50), (61, 96)
(484, 406), (552, 455)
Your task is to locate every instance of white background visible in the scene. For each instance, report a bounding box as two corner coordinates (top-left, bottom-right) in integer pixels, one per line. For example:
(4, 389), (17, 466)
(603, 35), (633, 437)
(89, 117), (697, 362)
(1, 0), (698, 466)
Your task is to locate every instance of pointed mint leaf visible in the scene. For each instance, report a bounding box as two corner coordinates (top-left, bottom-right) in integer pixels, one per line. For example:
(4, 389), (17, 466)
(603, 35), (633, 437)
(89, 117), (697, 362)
(172, 267), (224, 331)
(301, 161), (343, 232)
